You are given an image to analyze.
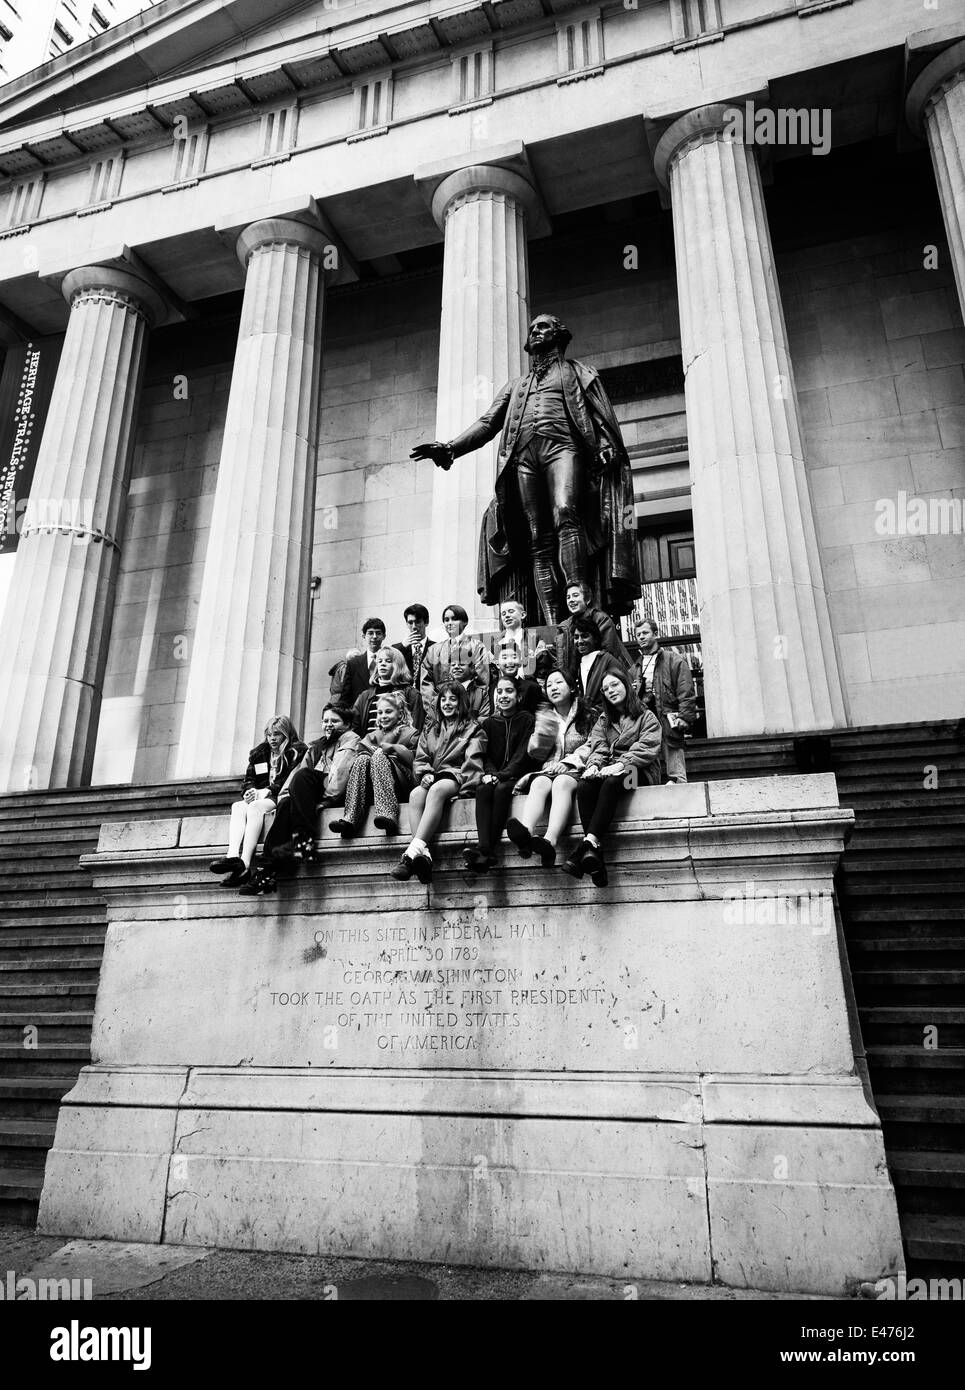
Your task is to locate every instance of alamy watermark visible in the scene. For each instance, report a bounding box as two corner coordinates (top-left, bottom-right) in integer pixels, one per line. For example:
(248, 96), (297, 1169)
(722, 101), (831, 157)
(1, 1268), (93, 1300)
(874, 490), (963, 536)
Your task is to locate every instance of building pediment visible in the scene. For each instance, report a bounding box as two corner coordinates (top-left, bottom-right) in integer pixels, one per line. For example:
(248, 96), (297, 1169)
(0, 0), (587, 135)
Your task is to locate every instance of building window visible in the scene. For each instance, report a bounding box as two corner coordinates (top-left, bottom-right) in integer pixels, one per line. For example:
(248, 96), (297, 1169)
(82, 153), (123, 210)
(451, 45), (494, 110)
(53, 21), (74, 46)
(256, 103), (298, 163)
(1, 174), (43, 232)
(169, 127), (208, 185)
(350, 74), (393, 140)
(91, 7), (109, 30)
(670, 0), (722, 45)
(556, 10), (604, 84)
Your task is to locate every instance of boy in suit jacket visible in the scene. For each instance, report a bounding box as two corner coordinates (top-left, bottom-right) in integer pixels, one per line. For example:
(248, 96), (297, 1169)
(341, 617), (386, 705)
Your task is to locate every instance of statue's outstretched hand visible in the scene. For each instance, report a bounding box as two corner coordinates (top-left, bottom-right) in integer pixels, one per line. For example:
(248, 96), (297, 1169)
(410, 441), (454, 471)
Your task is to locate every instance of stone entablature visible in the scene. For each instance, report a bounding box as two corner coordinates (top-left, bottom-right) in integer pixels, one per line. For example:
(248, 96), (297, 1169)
(0, 0), (924, 281)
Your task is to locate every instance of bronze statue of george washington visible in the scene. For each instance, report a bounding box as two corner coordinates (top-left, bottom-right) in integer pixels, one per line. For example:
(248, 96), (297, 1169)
(411, 313), (641, 626)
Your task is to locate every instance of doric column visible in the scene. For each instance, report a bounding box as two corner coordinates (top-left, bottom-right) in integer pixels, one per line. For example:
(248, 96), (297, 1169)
(426, 164), (539, 623)
(907, 40), (965, 323)
(655, 106), (847, 737)
(175, 217), (329, 778)
(0, 262), (164, 791)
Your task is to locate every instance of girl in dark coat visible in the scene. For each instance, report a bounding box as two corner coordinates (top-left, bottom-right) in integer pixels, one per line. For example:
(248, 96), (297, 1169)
(351, 645), (423, 734)
(463, 677), (535, 872)
(564, 668), (661, 888)
(208, 715), (305, 887)
(391, 680), (486, 884)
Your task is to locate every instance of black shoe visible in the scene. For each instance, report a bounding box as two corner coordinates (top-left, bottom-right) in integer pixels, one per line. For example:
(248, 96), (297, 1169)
(505, 818), (533, 858)
(328, 819), (357, 837)
(561, 840), (590, 880)
(270, 840), (297, 863)
(463, 844), (486, 872)
(412, 852), (433, 884)
(391, 856), (415, 881)
(222, 867), (250, 888)
(373, 815), (399, 834)
(590, 858), (609, 888)
(580, 843), (603, 877)
(239, 869), (275, 896)
(209, 855), (244, 875)
(530, 835), (556, 868)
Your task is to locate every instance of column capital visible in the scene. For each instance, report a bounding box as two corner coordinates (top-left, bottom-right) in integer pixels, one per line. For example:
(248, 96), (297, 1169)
(906, 38), (965, 137)
(654, 102), (754, 189)
(236, 216), (335, 271)
(215, 194), (357, 286)
(39, 246), (180, 330)
(414, 141), (550, 235)
(60, 263), (169, 330)
(430, 164), (541, 231)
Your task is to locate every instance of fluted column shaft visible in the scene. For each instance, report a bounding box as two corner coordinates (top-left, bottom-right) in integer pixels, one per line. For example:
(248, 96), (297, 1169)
(428, 166), (537, 622)
(656, 107), (847, 737)
(0, 265), (161, 791)
(908, 43), (965, 323)
(175, 219), (328, 777)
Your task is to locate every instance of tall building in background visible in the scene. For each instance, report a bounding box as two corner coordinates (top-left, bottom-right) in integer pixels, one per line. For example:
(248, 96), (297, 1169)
(0, 0), (157, 82)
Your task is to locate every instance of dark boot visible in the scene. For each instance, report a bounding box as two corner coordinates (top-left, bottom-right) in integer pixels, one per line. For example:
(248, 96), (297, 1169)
(561, 839), (591, 880)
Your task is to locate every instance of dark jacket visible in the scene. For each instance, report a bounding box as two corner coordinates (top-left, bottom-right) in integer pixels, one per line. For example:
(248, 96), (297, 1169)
(352, 683), (424, 734)
(490, 669), (542, 714)
(556, 604), (632, 682)
(582, 708), (662, 776)
(241, 740), (307, 799)
(393, 638), (433, 688)
(463, 357), (641, 615)
(342, 651), (377, 706)
(629, 646), (697, 745)
(576, 650), (625, 714)
(481, 709), (536, 783)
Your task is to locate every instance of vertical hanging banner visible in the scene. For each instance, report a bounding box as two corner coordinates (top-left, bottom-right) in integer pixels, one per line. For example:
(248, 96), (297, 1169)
(0, 334), (63, 555)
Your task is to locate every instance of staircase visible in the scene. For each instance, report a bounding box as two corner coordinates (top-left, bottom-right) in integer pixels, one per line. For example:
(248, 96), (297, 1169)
(687, 719), (965, 1276)
(0, 721), (962, 1281)
(0, 777), (234, 1223)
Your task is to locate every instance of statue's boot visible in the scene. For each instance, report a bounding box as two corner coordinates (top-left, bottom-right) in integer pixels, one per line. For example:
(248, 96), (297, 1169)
(532, 551), (562, 626)
(559, 523), (589, 594)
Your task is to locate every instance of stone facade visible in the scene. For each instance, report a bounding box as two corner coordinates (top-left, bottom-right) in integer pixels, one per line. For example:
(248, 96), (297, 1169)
(0, 0), (962, 785)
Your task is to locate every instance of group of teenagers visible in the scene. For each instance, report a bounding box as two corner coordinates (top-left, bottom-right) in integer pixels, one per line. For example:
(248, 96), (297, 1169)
(209, 580), (697, 894)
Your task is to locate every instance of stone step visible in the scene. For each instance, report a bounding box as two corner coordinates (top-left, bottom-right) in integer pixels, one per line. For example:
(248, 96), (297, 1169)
(876, 1095), (965, 1124)
(0, 1165), (45, 1195)
(0, 984), (97, 1010)
(0, 911), (106, 929)
(0, 1012), (95, 1042)
(901, 1214), (965, 1264)
(889, 1151), (965, 1188)
(859, 1009), (965, 1046)
(0, 932), (106, 951)
(0, 1076), (77, 1119)
(842, 856), (965, 875)
(0, 961), (101, 987)
(0, 1117), (56, 1167)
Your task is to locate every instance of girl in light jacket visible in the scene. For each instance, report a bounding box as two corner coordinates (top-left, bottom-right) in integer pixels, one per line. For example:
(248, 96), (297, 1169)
(330, 691), (418, 838)
(392, 680), (487, 884)
(564, 667), (662, 888)
(208, 715), (305, 887)
(505, 669), (595, 868)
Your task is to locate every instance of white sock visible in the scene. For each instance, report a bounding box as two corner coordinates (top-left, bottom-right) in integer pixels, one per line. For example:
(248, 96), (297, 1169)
(586, 834), (600, 848)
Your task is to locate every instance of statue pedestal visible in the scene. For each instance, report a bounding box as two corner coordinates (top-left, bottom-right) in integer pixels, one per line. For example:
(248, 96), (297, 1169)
(38, 776), (904, 1293)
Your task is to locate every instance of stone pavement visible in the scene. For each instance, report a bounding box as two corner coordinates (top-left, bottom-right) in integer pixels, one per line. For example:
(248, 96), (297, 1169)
(0, 1223), (833, 1301)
